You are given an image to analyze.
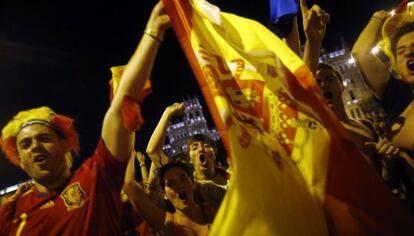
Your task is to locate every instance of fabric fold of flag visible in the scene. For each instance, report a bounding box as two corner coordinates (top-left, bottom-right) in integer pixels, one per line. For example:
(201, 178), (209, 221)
(163, 0), (413, 235)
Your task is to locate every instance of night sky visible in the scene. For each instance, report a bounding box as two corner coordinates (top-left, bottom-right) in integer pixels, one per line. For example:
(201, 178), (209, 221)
(0, 0), (401, 188)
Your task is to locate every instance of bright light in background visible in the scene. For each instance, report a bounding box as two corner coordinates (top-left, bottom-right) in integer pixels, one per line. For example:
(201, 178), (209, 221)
(389, 9), (396, 16)
(408, 1), (414, 7)
(0, 180), (33, 196)
(371, 45), (379, 55)
(343, 78), (352, 87)
(347, 57), (355, 64)
(0, 183), (19, 196)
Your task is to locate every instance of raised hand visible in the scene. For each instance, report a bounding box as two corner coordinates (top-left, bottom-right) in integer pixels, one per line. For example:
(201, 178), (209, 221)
(300, 0), (329, 42)
(365, 137), (401, 173)
(136, 151), (146, 164)
(371, 10), (389, 22)
(145, 1), (171, 41)
(165, 102), (185, 117)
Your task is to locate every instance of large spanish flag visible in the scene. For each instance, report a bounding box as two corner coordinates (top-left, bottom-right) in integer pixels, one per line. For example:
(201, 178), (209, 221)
(163, 0), (413, 235)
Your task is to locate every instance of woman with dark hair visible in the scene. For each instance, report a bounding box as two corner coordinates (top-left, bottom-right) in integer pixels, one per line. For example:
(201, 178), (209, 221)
(123, 156), (217, 236)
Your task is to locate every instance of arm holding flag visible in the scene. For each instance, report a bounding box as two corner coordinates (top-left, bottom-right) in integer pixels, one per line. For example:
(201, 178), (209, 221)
(283, 17), (301, 55)
(270, 0), (301, 55)
(102, 1), (170, 161)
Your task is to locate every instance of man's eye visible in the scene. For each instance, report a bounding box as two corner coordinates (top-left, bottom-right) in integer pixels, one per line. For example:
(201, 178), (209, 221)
(20, 141), (31, 149)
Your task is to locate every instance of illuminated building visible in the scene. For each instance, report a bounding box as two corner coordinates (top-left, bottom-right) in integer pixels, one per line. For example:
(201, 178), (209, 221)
(163, 96), (220, 156)
(320, 45), (385, 120)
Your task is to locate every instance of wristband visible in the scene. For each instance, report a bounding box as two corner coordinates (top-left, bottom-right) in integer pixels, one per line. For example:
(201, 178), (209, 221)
(371, 15), (386, 22)
(144, 28), (163, 42)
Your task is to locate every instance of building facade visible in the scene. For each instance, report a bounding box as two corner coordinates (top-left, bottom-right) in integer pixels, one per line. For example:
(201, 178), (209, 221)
(163, 96), (220, 156)
(320, 47), (385, 120)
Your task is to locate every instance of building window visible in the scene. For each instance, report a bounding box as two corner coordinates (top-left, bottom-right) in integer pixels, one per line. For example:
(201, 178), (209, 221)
(349, 90), (356, 101)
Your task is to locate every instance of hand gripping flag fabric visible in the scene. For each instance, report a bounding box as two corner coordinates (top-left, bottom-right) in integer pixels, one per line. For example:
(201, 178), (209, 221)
(163, 0), (414, 235)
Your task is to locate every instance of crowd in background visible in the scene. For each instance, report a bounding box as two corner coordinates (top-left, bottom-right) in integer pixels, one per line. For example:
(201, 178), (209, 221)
(1, 0), (414, 235)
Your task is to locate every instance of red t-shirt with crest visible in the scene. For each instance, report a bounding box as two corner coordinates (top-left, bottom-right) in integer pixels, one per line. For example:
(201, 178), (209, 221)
(0, 139), (126, 236)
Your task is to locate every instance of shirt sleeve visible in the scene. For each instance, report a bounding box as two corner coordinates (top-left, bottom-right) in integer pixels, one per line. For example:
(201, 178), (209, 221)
(88, 139), (127, 192)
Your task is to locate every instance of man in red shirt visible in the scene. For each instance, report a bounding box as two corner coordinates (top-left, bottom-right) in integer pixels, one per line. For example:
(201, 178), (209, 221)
(0, 2), (170, 235)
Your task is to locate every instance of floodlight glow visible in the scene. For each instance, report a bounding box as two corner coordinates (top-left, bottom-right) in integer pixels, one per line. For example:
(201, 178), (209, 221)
(371, 46), (379, 55)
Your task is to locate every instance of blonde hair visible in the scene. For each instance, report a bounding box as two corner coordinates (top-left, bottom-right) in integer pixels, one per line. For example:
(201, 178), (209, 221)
(0, 107), (79, 166)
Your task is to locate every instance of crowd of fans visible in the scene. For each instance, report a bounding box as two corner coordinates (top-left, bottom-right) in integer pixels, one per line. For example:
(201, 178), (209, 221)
(0, 0), (414, 235)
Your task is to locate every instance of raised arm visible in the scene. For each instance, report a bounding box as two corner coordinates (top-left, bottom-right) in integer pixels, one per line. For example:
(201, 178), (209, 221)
(300, 0), (329, 75)
(351, 11), (390, 99)
(136, 151), (149, 185)
(146, 102), (185, 166)
(123, 152), (166, 231)
(147, 162), (159, 188)
(102, 1), (170, 161)
(283, 16), (301, 56)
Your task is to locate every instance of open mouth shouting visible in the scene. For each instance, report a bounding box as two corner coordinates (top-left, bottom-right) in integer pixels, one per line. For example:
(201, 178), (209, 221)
(34, 154), (48, 165)
(178, 192), (188, 201)
(322, 90), (333, 100)
(199, 153), (209, 167)
(406, 59), (414, 73)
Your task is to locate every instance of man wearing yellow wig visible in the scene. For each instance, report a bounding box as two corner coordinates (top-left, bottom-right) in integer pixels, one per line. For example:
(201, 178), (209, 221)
(0, 2), (170, 235)
(352, 1), (414, 213)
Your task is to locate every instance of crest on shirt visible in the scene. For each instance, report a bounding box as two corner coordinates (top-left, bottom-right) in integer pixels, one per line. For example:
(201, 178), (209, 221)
(60, 182), (89, 211)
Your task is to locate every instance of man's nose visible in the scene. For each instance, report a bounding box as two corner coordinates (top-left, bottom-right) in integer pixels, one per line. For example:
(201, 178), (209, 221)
(30, 139), (43, 151)
(316, 79), (324, 87)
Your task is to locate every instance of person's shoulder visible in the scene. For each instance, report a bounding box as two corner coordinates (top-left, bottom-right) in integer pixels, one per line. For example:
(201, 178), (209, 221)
(0, 185), (34, 219)
(216, 167), (230, 180)
(79, 138), (120, 167)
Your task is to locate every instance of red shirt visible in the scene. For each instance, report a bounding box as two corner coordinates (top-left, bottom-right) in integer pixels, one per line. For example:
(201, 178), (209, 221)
(0, 139), (126, 236)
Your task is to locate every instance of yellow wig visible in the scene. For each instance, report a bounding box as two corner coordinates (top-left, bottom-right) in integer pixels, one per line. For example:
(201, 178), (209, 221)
(0, 107), (79, 166)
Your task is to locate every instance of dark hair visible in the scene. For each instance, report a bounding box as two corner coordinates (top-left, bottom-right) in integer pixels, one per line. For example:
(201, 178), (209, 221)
(157, 161), (194, 190)
(390, 22), (414, 57)
(155, 161), (195, 213)
(186, 134), (217, 154)
(317, 63), (343, 82)
(169, 152), (191, 165)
